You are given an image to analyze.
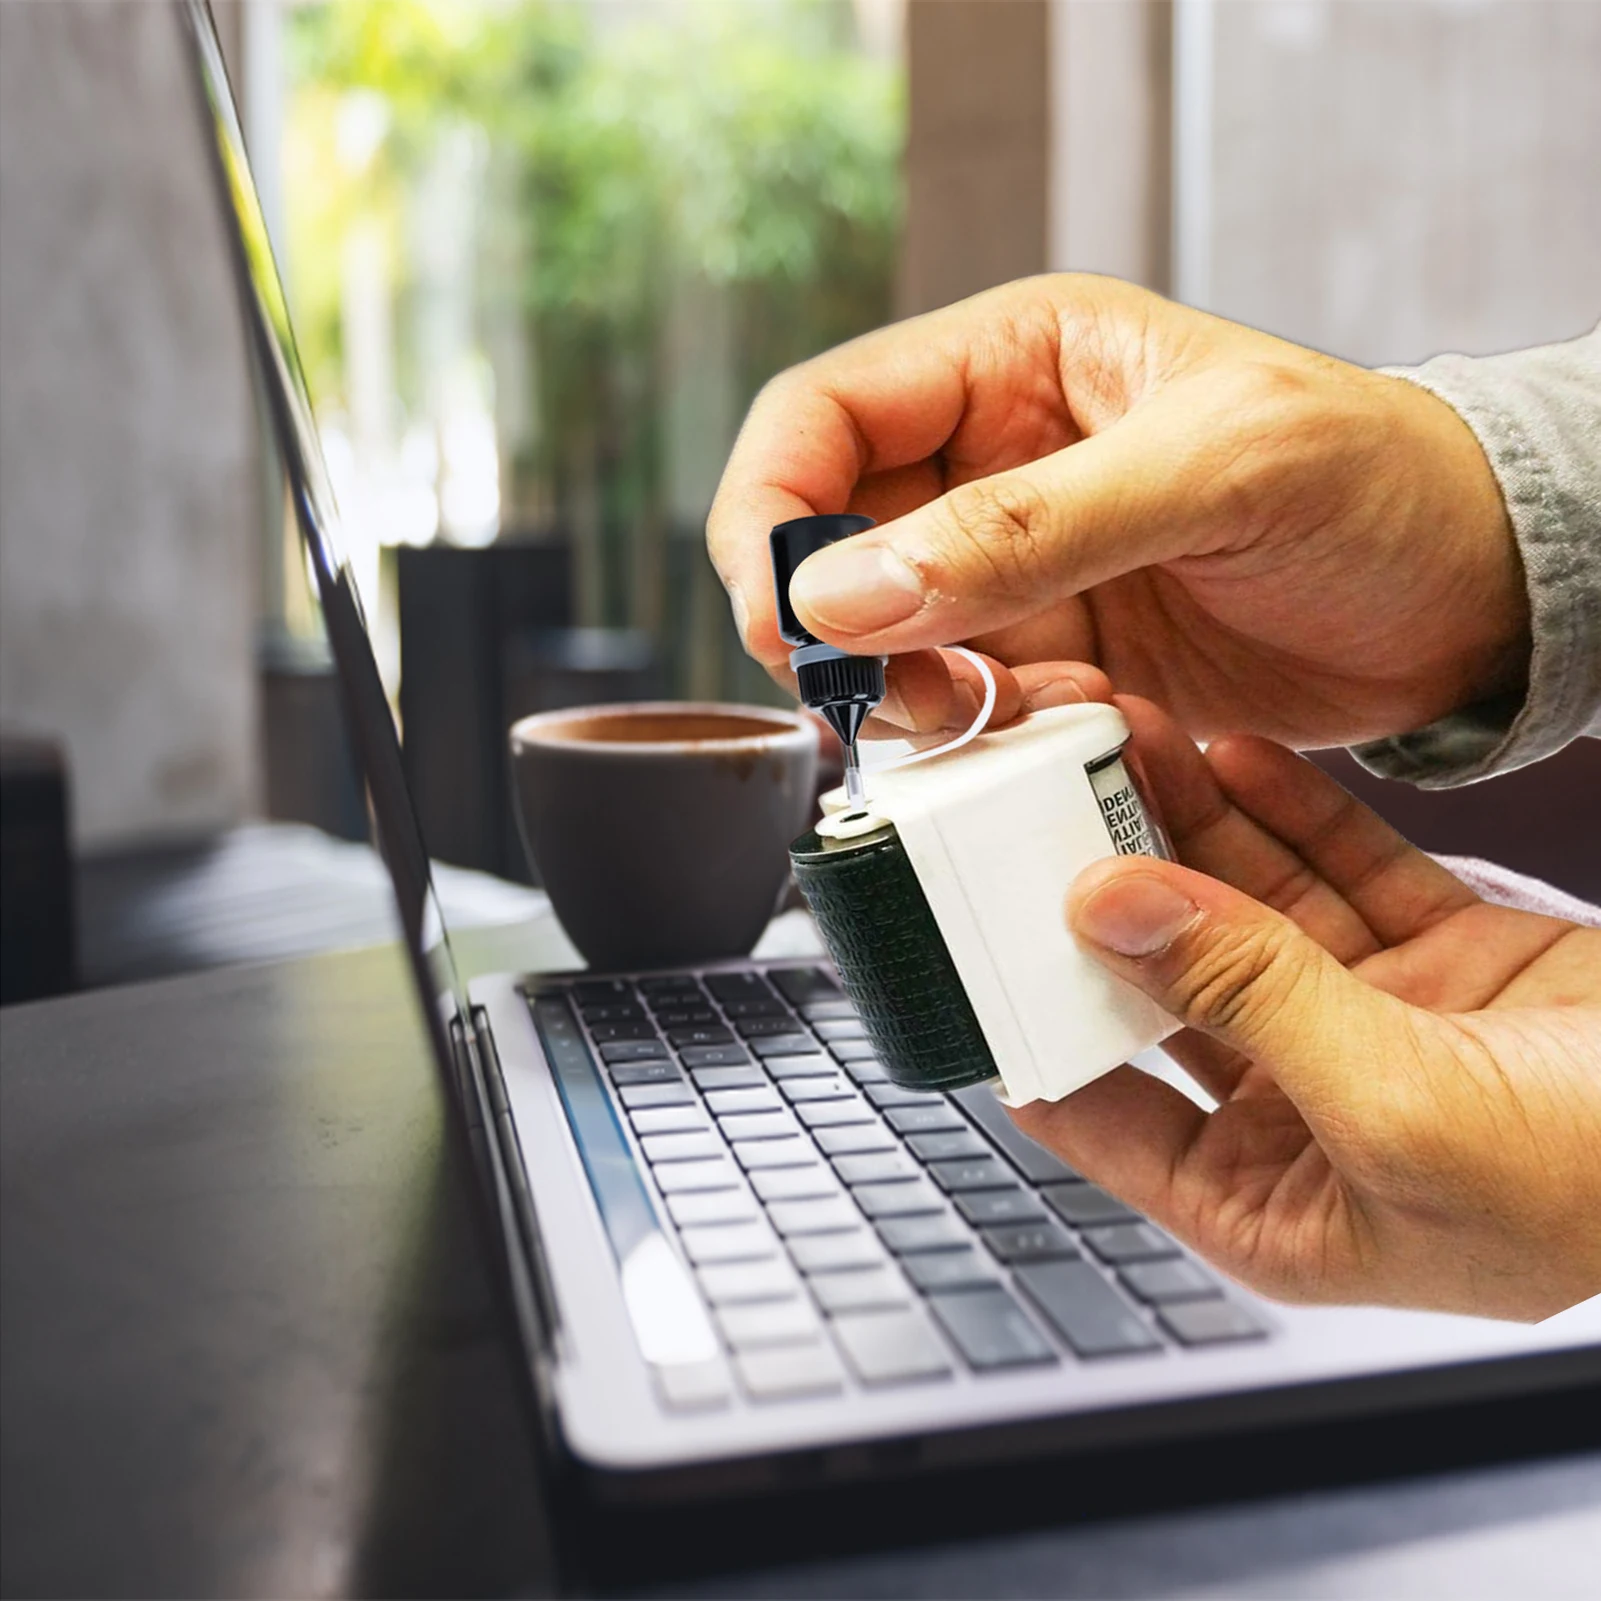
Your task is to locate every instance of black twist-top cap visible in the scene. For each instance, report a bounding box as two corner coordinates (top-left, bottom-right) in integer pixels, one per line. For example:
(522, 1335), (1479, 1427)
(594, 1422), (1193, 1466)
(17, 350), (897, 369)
(769, 513), (885, 750)
(770, 513), (875, 647)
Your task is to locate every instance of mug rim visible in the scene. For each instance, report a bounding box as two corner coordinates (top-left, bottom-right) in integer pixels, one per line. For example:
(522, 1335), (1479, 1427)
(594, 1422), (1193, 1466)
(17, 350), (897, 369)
(509, 699), (813, 755)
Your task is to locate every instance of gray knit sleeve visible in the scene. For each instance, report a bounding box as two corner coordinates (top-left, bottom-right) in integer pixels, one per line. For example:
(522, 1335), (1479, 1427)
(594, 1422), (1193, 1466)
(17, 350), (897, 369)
(1351, 324), (1601, 788)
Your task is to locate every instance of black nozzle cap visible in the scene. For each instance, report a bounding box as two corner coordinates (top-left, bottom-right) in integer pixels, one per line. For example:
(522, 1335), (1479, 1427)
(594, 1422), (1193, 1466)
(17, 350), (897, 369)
(770, 514), (875, 647)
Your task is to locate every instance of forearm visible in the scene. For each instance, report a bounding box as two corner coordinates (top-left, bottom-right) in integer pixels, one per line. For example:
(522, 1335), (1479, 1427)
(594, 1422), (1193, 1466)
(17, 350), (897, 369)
(1354, 324), (1601, 787)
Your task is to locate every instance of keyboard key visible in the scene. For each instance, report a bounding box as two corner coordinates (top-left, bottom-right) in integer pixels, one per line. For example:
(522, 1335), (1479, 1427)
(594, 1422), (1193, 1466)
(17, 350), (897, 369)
(732, 1136), (818, 1170)
(833, 1150), (919, 1185)
(902, 1249), (999, 1293)
(767, 1196), (861, 1236)
(705, 972), (776, 1004)
(608, 1061), (685, 1088)
(952, 1084), (1081, 1183)
(680, 1223), (777, 1265)
(1119, 1259), (1221, 1304)
(697, 1258), (798, 1304)
(768, 966), (841, 1006)
(736, 1344), (844, 1401)
(828, 1039), (882, 1063)
(800, 999), (858, 1022)
(654, 1358), (732, 1413)
(809, 1267), (911, 1315)
(682, 1048), (756, 1072)
(876, 1212), (970, 1254)
(1082, 1223), (1180, 1264)
(704, 1086), (782, 1116)
(797, 1097), (874, 1129)
(780, 1075), (854, 1103)
(981, 1222), (1080, 1263)
(735, 1016), (807, 1039)
(852, 1179), (943, 1219)
(587, 1020), (658, 1043)
(928, 1288), (1056, 1370)
(929, 1157), (1017, 1193)
(579, 1001), (647, 1023)
(886, 1105), (966, 1136)
(630, 1105), (707, 1135)
(750, 1167), (840, 1203)
(690, 1064), (764, 1091)
(640, 1131), (723, 1163)
(840, 1057), (890, 1085)
(815, 1124), (896, 1157)
(1044, 1183), (1140, 1227)
(954, 1189), (1047, 1227)
(717, 1111), (797, 1142)
(813, 1018), (868, 1042)
(1014, 1262), (1160, 1356)
(599, 1039), (669, 1063)
(668, 1024), (736, 1048)
(716, 1300), (820, 1349)
(865, 1083), (944, 1109)
(573, 979), (631, 1004)
(831, 1310), (952, 1385)
(653, 1006), (720, 1028)
(1160, 1299), (1267, 1346)
(667, 1189), (759, 1227)
(764, 1054), (837, 1080)
(619, 1082), (694, 1109)
(905, 1130), (989, 1163)
(653, 1158), (740, 1193)
(789, 1231), (885, 1274)
(639, 976), (703, 998)
(721, 997), (790, 1019)
(751, 1035), (822, 1059)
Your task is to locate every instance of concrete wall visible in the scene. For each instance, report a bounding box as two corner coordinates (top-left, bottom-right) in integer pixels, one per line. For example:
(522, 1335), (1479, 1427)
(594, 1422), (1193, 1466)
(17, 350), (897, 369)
(1199, 0), (1601, 364)
(0, 1), (260, 849)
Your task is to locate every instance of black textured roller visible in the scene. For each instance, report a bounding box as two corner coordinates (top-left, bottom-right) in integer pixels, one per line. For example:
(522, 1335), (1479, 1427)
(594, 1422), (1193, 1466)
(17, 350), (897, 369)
(790, 821), (999, 1092)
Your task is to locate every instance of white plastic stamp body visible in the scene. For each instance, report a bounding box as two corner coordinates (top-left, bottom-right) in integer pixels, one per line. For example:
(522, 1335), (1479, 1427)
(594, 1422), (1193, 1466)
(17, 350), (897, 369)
(812, 702), (1178, 1105)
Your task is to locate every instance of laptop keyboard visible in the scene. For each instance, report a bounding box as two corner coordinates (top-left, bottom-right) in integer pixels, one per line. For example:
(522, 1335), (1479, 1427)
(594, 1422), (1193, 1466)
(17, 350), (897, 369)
(526, 965), (1266, 1406)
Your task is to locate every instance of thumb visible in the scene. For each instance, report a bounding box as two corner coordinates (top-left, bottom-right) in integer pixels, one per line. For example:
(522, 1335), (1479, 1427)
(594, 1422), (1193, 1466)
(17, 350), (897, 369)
(786, 378), (1231, 653)
(1068, 856), (1405, 1127)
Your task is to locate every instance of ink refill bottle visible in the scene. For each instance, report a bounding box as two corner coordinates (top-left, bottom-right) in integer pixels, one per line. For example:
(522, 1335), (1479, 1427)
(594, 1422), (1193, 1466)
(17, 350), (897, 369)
(772, 520), (1179, 1103)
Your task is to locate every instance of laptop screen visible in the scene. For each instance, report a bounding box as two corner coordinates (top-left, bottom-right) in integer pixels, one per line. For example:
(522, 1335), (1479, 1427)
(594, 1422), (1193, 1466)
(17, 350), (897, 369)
(177, 0), (469, 1063)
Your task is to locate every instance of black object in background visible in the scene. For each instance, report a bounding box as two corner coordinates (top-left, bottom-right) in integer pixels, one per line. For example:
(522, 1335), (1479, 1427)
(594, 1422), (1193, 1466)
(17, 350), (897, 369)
(397, 541), (573, 880)
(0, 733), (76, 1005)
(1312, 739), (1601, 906)
(259, 631), (369, 843)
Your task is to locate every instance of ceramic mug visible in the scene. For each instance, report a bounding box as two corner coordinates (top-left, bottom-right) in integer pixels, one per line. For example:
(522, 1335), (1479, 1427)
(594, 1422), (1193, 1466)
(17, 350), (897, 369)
(509, 701), (818, 970)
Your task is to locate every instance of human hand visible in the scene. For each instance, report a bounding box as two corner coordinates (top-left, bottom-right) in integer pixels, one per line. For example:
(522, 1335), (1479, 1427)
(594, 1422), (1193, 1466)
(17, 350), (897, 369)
(1011, 697), (1601, 1321)
(707, 274), (1526, 748)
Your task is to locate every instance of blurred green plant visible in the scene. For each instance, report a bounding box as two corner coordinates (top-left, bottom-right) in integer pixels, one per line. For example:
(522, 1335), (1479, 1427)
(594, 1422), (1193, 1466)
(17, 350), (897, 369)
(284, 0), (900, 682)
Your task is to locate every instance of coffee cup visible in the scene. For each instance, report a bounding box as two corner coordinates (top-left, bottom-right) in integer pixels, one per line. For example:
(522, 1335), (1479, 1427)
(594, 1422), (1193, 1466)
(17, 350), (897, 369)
(508, 701), (819, 971)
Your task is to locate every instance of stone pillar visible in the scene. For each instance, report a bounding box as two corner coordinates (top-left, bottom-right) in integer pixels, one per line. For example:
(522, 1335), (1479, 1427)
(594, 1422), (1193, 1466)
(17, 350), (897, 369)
(899, 0), (1051, 316)
(1048, 0), (1172, 290)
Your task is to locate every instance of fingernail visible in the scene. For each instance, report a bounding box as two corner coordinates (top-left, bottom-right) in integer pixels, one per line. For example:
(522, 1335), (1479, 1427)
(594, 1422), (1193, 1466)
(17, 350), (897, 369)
(1075, 875), (1199, 957)
(1026, 671), (1088, 711)
(790, 542), (925, 634)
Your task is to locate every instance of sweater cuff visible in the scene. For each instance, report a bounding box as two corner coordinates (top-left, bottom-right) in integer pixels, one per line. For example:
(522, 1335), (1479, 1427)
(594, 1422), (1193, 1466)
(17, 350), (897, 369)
(1352, 330), (1601, 789)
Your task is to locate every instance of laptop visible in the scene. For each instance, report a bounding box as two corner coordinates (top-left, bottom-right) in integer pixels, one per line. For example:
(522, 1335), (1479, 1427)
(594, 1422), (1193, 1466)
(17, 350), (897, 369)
(179, 0), (1600, 1513)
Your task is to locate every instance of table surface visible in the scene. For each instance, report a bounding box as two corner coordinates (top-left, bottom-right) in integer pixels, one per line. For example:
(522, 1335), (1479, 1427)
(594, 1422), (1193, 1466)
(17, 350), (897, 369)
(3, 911), (1598, 1598)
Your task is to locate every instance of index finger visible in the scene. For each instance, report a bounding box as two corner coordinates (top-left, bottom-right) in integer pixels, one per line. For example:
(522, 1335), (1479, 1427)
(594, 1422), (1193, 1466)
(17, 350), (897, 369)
(706, 282), (1076, 667)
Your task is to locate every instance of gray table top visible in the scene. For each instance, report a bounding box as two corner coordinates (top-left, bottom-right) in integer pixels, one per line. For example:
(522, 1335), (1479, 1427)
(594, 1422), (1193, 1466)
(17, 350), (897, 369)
(3, 925), (1597, 1597)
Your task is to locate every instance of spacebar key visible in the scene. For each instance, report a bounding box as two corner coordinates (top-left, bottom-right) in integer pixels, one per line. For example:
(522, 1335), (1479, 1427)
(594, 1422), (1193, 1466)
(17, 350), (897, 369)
(1014, 1262), (1160, 1356)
